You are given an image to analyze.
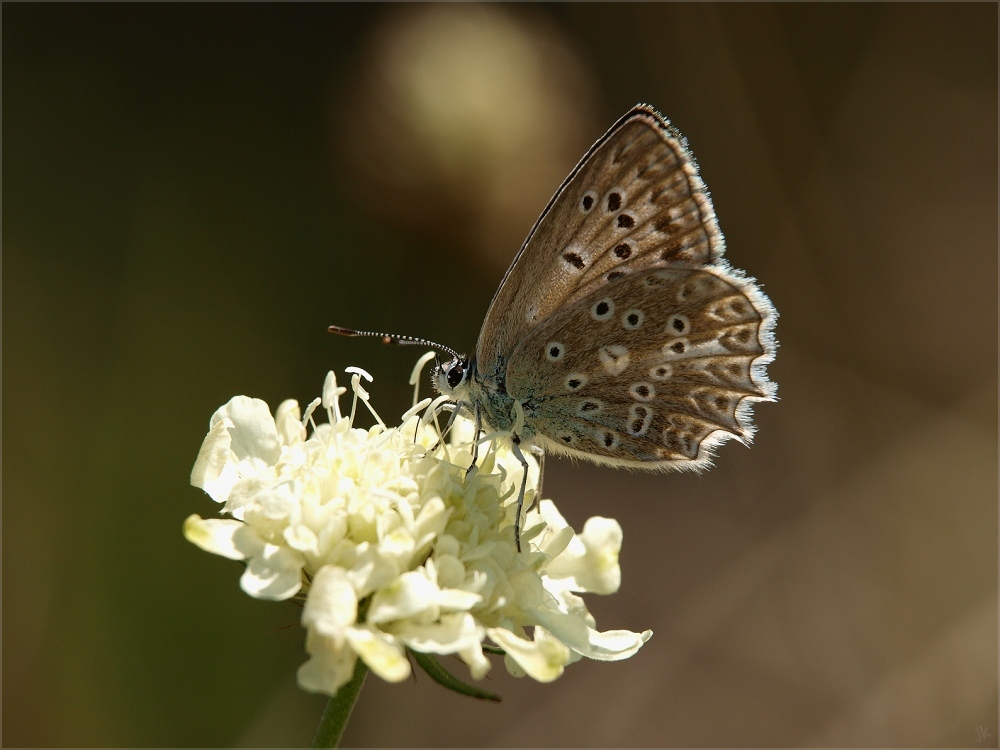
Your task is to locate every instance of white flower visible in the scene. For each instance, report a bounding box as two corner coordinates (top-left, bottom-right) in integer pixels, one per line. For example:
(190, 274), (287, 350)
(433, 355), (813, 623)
(185, 360), (651, 696)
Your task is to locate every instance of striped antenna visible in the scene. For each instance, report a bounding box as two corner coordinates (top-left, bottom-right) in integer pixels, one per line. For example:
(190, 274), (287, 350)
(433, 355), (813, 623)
(328, 325), (462, 362)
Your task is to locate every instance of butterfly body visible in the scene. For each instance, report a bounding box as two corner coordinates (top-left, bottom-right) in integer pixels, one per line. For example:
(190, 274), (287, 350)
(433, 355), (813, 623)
(434, 105), (776, 480)
(433, 356), (530, 437)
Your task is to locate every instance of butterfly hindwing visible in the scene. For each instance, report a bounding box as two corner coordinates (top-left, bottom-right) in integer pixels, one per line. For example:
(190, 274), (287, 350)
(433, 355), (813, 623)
(505, 266), (774, 469)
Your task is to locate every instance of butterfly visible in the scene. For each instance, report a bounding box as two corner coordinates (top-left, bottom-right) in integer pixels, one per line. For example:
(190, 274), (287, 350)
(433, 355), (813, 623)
(332, 104), (777, 550)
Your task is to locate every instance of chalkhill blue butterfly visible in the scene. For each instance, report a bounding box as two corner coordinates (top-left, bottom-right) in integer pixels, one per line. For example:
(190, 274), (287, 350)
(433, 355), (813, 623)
(332, 104), (777, 549)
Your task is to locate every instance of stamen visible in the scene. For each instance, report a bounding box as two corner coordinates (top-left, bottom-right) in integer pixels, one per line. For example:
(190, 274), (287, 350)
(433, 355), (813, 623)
(410, 351), (438, 407)
(347, 374), (361, 427)
(423, 395), (455, 426)
(401, 397), (433, 424)
(345, 366), (374, 382)
(322, 370), (346, 423)
(301, 397), (322, 427)
(348, 371), (386, 430)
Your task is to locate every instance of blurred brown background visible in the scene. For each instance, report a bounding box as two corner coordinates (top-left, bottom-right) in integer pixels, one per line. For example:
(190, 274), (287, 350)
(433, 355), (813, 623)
(5, 3), (997, 747)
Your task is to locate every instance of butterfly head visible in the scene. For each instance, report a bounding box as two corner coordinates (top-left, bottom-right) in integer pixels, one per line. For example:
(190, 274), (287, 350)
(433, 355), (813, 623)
(432, 353), (474, 401)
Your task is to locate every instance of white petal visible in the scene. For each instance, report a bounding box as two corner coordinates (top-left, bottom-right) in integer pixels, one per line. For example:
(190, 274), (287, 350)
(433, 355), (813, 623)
(436, 587), (483, 611)
(546, 516), (623, 595)
(536, 498), (570, 533)
(284, 523), (319, 556)
(240, 544), (304, 600)
(213, 396), (281, 465)
(530, 606), (591, 654)
(246, 481), (298, 522)
(190, 418), (239, 503)
(435, 533), (460, 558)
(571, 628), (653, 661)
(459, 643), (492, 680)
(507, 567), (548, 611)
(538, 524), (574, 561)
(346, 625), (410, 682)
(344, 543), (400, 600)
(274, 399), (305, 446)
(533, 603), (651, 661)
(183, 515), (264, 560)
(302, 566), (358, 642)
(378, 526), (417, 563)
(433, 554), (466, 589)
(488, 627), (569, 682)
(297, 629), (358, 696)
(503, 652), (526, 678)
(397, 612), (485, 655)
(413, 496), (449, 543)
(367, 569), (438, 623)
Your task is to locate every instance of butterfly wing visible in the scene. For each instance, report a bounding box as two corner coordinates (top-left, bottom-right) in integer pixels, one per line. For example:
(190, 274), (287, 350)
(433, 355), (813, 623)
(505, 265), (775, 469)
(475, 104), (728, 385)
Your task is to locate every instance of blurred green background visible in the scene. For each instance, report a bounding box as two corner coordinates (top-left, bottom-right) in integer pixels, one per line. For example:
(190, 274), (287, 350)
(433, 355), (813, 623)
(5, 3), (997, 747)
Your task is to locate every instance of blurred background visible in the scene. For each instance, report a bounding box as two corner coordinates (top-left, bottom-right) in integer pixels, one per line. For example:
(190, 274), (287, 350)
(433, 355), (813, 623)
(5, 4), (997, 747)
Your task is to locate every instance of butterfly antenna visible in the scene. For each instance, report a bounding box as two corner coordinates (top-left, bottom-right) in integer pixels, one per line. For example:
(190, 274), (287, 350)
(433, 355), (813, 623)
(328, 325), (462, 361)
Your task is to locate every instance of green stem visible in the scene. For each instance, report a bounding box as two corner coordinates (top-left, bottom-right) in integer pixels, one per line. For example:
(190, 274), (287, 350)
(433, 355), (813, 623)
(311, 658), (369, 748)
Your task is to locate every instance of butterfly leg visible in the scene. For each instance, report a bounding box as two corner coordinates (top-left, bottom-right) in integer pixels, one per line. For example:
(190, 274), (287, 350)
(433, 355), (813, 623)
(528, 445), (545, 514)
(465, 400), (483, 480)
(510, 436), (530, 552)
(431, 399), (468, 450)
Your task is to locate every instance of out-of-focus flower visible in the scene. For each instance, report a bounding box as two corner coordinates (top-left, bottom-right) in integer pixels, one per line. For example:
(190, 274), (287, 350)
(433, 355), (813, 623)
(185, 360), (651, 696)
(338, 4), (598, 275)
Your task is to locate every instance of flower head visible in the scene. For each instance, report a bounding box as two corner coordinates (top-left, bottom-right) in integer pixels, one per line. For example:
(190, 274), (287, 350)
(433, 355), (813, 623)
(185, 358), (651, 696)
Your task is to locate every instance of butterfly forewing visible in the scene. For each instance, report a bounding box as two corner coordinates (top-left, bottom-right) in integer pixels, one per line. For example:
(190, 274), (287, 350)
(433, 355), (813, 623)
(476, 105), (725, 384)
(505, 266), (773, 468)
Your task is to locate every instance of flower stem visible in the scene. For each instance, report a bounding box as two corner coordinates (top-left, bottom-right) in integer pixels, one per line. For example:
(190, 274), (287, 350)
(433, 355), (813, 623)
(311, 658), (369, 748)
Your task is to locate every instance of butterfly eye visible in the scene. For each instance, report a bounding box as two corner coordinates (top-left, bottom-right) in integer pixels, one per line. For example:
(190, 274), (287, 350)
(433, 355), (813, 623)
(446, 362), (465, 389)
